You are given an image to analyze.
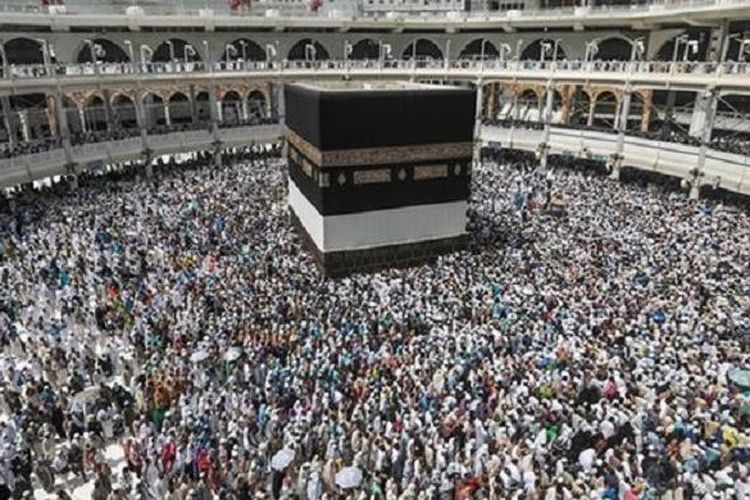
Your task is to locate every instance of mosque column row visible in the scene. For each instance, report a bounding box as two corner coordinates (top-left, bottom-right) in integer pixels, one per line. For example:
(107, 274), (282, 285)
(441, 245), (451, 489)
(0, 83), (275, 182)
(89, 83), (276, 132)
(473, 82), (676, 184)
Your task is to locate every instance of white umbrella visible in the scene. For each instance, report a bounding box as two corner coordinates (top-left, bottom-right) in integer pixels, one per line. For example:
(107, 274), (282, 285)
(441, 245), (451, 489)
(335, 466), (363, 489)
(431, 312), (447, 323)
(271, 448), (295, 471)
(190, 349), (210, 363)
(72, 386), (101, 406)
(13, 360), (32, 372)
(224, 347), (242, 362)
(728, 368), (750, 389)
(72, 386), (102, 420)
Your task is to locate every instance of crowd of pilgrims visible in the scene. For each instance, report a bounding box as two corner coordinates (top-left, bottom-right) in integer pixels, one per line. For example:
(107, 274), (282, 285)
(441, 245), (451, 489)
(0, 144), (748, 500)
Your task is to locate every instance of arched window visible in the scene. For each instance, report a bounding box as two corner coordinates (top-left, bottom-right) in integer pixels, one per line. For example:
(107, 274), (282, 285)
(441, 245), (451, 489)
(168, 93), (193, 125)
(350, 39), (381, 60)
(521, 39), (566, 61)
(4, 38), (45, 65)
(152, 39), (202, 63)
(287, 39), (330, 61)
(112, 95), (138, 129)
(75, 39), (130, 63)
(221, 91), (243, 126)
(247, 91), (268, 120)
(459, 39), (499, 60)
(402, 39), (444, 60)
(593, 92), (619, 128)
(222, 39), (266, 62)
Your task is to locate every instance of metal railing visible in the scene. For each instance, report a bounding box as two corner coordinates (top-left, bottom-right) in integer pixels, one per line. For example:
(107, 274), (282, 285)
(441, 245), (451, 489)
(4, 58), (750, 81)
(0, 122), (283, 188)
(0, 0), (747, 20)
(1, 118), (279, 158)
(481, 123), (750, 196)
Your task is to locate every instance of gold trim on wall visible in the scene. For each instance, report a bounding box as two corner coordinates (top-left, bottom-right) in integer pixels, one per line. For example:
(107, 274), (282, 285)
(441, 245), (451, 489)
(353, 168), (392, 185)
(286, 128), (472, 168)
(413, 164), (448, 180)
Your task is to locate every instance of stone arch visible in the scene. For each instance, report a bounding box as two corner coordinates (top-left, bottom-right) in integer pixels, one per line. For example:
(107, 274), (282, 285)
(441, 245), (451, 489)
(490, 81), (516, 119)
(108, 91), (133, 106)
(84, 94), (108, 132)
(9, 93), (50, 141)
(459, 39), (499, 60)
(163, 89), (187, 102)
(521, 39), (566, 61)
(74, 38), (130, 63)
(168, 92), (192, 125)
(517, 88), (541, 122)
(217, 87), (242, 101)
(287, 39), (330, 61)
(153, 38), (202, 63)
(247, 90), (268, 119)
(402, 39), (444, 60)
(222, 38), (266, 62)
(595, 37), (633, 62)
(569, 88), (592, 126)
(350, 39), (381, 60)
(141, 92), (166, 129)
(543, 88), (565, 124)
(61, 96), (84, 135)
(111, 94), (138, 129)
(221, 90), (243, 126)
(4, 38), (44, 65)
(592, 91), (619, 128)
(653, 31), (709, 62)
(195, 91), (211, 124)
(544, 88), (564, 106)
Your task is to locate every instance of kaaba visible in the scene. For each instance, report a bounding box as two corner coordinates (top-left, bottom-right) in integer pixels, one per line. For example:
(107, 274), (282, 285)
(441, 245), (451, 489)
(285, 81), (475, 277)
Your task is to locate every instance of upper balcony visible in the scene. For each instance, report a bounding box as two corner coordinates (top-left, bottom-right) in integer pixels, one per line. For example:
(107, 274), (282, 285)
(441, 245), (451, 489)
(1, 0), (749, 32)
(3, 59), (750, 96)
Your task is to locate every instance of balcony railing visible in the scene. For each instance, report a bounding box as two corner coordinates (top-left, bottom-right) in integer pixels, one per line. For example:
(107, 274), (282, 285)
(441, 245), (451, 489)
(4, 58), (750, 81)
(0, 118), (279, 160)
(481, 123), (750, 196)
(0, 0), (747, 21)
(0, 122), (283, 188)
